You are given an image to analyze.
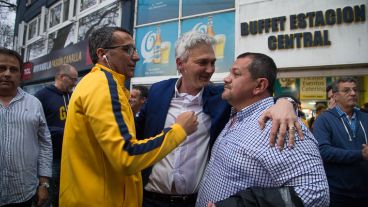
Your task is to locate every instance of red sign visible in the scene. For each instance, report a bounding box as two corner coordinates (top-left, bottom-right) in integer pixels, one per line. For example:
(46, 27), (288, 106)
(22, 62), (33, 80)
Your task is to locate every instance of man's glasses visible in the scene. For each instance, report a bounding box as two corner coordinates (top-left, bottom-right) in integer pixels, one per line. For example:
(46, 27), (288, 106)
(62, 74), (78, 82)
(338, 88), (358, 94)
(104, 44), (138, 56)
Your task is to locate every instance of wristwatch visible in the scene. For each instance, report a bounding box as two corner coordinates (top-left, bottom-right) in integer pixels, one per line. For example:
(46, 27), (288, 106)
(277, 97), (298, 111)
(39, 182), (50, 189)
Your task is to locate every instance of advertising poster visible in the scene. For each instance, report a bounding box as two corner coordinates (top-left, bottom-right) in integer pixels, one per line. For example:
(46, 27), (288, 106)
(300, 77), (327, 100)
(135, 22), (178, 77)
(182, 0), (234, 17)
(275, 78), (300, 100)
(137, 0), (179, 25)
(181, 12), (235, 73)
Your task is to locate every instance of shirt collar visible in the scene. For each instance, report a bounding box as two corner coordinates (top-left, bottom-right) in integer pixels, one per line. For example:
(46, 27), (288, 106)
(334, 105), (358, 118)
(14, 87), (25, 101)
(232, 97), (274, 122)
(174, 78), (204, 104)
(93, 63), (126, 86)
(93, 63), (129, 98)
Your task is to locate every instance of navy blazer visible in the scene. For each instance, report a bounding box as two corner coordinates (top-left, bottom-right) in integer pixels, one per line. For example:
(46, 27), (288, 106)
(135, 78), (231, 185)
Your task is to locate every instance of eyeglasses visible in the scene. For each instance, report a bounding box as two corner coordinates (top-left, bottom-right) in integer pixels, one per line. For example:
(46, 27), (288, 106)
(338, 88), (358, 94)
(104, 44), (138, 56)
(62, 74), (78, 82)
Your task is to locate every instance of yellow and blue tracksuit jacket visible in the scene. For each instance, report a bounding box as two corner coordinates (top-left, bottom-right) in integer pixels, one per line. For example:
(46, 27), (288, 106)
(59, 64), (187, 207)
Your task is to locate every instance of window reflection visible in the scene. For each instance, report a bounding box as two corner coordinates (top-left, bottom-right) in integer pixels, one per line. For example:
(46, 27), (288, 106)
(27, 39), (46, 60)
(49, 3), (62, 28)
(80, 0), (97, 12)
(78, 2), (119, 41)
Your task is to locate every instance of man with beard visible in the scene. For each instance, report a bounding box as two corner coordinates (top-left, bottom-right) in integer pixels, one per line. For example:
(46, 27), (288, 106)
(35, 63), (78, 207)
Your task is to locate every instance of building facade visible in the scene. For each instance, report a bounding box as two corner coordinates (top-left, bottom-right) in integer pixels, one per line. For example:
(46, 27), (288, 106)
(14, 0), (368, 115)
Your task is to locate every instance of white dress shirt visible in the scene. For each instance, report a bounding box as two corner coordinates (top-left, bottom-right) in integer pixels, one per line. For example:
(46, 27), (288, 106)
(145, 80), (211, 194)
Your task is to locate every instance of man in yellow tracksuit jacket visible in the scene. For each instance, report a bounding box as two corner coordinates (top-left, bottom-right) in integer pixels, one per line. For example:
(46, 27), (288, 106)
(59, 27), (198, 207)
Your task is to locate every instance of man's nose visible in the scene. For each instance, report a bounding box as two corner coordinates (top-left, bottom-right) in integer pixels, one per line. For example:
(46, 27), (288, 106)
(3, 68), (12, 76)
(205, 63), (215, 73)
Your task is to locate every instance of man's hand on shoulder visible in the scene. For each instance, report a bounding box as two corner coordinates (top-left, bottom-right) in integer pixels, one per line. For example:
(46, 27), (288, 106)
(259, 98), (304, 150)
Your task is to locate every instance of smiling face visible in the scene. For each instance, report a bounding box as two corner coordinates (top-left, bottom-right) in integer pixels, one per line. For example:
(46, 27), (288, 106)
(104, 31), (140, 79)
(176, 43), (216, 95)
(0, 53), (21, 97)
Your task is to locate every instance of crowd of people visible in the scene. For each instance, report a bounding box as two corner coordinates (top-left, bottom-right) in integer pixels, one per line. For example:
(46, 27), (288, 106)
(0, 26), (367, 207)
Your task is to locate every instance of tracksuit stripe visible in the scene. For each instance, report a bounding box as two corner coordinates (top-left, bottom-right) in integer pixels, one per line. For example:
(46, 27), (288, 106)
(102, 70), (168, 155)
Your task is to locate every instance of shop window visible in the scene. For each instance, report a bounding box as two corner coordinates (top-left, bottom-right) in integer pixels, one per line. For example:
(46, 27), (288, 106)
(48, 23), (76, 53)
(63, 0), (70, 22)
(49, 0), (70, 29)
(182, 0), (234, 17)
(78, 2), (119, 41)
(136, 0), (179, 25)
(49, 3), (62, 28)
(80, 0), (97, 12)
(27, 16), (40, 41)
(27, 39), (46, 60)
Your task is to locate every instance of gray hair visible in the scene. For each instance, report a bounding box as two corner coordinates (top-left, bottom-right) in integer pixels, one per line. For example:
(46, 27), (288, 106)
(332, 76), (357, 93)
(175, 31), (216, 61)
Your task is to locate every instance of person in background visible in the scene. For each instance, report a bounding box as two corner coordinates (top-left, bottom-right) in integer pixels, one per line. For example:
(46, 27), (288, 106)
(59, 27), (198, 207)
(360, 102), (368, 113)
(129, 85), (148, 117)
(308, 103), (326, 132)
(0, 47), (52, 207)
(34, 63), (78, 207)
(313, 76), (368, 207)
(196, 52), (329, 207)
(135, 31), (302, 207)
(326, 84), (336, 109)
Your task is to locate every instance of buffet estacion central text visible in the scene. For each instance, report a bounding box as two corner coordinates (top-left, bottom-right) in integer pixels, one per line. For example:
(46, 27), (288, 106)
(240, 4), (366, 50)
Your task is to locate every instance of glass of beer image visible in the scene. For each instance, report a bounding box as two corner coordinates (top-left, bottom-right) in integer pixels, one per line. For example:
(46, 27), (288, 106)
(160, 42), (171, 64)
(214, 34), (226, 59)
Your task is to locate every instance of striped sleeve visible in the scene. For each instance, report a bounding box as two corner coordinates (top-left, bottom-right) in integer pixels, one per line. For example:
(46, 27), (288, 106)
(85, 71), (187, 175)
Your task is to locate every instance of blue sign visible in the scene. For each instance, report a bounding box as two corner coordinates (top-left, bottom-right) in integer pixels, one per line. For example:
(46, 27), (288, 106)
(137, 0), (179, 25)
(182, 12), (235, 73)
(135, 22), (178, 77)
(182, 0), (234, 17)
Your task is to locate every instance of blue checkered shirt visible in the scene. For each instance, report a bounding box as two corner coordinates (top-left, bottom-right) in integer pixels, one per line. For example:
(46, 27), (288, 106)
(196, 97), (329, 207)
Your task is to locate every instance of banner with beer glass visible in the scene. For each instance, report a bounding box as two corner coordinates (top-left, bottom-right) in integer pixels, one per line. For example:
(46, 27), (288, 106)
(135, 22), (178, 77)
(182, 12), (235, 73)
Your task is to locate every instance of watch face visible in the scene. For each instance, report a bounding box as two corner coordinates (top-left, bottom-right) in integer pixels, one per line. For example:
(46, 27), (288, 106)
(40, 182), (50, 188)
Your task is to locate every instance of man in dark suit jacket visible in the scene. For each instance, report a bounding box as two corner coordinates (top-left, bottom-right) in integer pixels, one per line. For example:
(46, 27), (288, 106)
(136, 31), (301, 207)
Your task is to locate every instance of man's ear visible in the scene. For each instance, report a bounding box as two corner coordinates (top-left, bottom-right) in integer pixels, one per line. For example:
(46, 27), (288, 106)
(176, 58), (184, 74)
(96, 48), (106, 60)
(253, 78), (269, 95)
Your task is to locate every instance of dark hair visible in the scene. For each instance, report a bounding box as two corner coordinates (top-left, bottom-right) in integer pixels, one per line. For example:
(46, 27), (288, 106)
(331, 76), (357, 93)
(0, 47), (24, 73)
(326, 84), (333, 93)
(236, 52), (277, 95)
(133, 85), (149, 99)
(88, 27), (131, 64)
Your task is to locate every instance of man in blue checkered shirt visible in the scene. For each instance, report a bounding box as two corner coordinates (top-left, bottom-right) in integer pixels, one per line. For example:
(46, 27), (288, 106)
(196, 52), (329, 207)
